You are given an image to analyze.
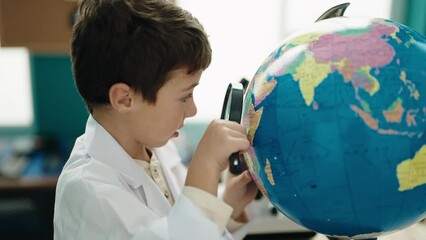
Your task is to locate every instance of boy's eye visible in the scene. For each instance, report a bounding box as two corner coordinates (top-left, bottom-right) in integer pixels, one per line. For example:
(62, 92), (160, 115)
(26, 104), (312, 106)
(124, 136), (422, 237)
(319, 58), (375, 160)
(180, 93), (193, 103)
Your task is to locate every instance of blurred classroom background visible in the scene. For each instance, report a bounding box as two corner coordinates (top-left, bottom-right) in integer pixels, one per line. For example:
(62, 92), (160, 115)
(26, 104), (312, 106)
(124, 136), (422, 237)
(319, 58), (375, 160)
(0, 0), (425, 239)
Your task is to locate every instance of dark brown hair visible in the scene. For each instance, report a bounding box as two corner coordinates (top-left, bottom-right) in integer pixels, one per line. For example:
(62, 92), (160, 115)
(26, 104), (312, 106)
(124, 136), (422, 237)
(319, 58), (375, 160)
(71, 0), (211, 111)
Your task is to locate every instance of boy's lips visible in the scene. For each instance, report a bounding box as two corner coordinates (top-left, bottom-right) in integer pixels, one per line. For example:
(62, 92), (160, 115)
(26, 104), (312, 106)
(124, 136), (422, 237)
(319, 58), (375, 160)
(172, 130), (179, 138)
(172, 125), (183, 138)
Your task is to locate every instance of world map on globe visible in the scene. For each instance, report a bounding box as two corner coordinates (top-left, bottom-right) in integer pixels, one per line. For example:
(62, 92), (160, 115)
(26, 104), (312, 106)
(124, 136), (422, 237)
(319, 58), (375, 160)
(241, 16), (426, 239)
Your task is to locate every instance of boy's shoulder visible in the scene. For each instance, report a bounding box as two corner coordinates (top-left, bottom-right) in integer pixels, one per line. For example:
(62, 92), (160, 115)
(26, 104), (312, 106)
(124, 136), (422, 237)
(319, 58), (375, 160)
(57, 134), (127, 192)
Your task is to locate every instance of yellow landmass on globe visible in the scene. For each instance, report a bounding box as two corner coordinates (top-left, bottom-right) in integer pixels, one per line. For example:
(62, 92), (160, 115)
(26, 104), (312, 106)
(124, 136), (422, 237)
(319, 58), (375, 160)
(243, 149), (269, 199)
(400, 71), (420, 100)
(287, 32), (323, 45)
(404, 36), (416, 48)
(264, 159), (275, 186)
(293, 55), (330, 106)
(243, 152), (253, 171)
(244, 100), (263, 144)
(253, 77), (277, 107)
(397, 145), (426, 191)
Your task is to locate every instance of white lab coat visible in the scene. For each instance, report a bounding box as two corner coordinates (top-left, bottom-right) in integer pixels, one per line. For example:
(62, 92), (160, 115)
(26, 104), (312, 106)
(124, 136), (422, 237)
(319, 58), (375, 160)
(53, 116), (237, 240)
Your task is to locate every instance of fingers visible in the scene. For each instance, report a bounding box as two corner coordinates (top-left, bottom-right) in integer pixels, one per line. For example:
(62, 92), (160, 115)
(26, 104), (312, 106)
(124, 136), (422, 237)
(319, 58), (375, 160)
(208, 119), (250, 152)
(192, 119), (250, 173)
(230, 170), (253, 186)
(222, 120), (249, 148)
(241, 170), (253, 183)
(229, 136), (250, 153)
(218, 119), (247, 134)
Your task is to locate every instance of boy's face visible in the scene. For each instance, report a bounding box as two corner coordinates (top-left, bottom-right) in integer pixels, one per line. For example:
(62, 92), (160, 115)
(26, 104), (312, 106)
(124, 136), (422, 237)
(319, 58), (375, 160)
(129, 67), (201, 148)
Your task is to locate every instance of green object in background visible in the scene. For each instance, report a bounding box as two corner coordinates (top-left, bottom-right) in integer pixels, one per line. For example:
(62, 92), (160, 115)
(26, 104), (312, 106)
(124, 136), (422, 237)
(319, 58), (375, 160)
(405, 0), (426, 35)
(31, 54), (88, 140)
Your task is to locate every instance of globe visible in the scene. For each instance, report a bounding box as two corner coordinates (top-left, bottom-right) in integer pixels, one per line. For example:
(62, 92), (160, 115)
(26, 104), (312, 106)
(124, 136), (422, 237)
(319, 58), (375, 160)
(241, 16), (426, 239)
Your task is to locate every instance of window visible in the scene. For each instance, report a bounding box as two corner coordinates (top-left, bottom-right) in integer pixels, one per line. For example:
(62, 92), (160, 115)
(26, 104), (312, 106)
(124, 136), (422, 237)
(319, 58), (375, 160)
(0, 48), (33, 128)
(177, 0), (394, 123)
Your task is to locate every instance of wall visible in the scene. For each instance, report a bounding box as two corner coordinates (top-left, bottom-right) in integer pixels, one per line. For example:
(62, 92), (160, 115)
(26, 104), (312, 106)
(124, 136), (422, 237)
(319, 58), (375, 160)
(31, 54), (88, 140)
(0, 0), (76, 52)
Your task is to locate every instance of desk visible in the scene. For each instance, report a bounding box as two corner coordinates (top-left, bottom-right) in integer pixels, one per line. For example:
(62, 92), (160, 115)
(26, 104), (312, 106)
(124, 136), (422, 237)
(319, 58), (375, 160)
(246, 221), (426, 240)
(0, 177), (57, 189)
(0, 177), (57, 240)
(310, 221), (426, 240)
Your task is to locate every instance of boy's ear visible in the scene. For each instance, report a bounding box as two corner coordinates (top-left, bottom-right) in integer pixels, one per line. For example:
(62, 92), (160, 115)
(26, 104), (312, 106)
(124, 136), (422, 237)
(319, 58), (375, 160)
(109, 83), (135, 111)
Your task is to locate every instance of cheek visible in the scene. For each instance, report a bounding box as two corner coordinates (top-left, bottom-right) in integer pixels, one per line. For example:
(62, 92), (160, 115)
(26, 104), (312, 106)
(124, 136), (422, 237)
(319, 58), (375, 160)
(161, 105), (185, 126)
(171, 108), (185, 124)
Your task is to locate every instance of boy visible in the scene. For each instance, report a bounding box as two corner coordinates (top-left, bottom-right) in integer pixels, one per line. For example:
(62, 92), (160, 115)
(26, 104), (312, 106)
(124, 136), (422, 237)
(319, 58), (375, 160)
(53, 0), (258, 239)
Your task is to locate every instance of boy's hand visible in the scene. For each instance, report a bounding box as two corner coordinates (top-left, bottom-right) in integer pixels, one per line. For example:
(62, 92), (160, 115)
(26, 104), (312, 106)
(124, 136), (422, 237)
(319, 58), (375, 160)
(223, 170), (258, 221)
(194, 119), (249, 172)
(185, 119), (250, 196)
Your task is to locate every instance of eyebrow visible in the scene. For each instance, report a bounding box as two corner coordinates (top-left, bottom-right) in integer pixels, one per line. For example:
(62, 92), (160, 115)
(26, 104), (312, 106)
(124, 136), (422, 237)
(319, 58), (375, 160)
(181, 82), (199, 92)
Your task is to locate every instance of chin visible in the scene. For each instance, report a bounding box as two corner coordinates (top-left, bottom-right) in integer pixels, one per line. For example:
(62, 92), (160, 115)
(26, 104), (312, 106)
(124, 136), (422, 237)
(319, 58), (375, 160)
(148, 133), (177, 148)
(149, 139), (170, 148)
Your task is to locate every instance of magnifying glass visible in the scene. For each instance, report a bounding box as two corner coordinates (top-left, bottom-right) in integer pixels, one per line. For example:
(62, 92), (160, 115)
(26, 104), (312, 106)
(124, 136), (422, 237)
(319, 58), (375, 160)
(221, 79), (248, 174)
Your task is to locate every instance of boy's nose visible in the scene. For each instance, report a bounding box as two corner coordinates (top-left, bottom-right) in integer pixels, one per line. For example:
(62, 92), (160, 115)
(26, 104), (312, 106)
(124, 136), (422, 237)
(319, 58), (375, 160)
(186, 100), (197, 118)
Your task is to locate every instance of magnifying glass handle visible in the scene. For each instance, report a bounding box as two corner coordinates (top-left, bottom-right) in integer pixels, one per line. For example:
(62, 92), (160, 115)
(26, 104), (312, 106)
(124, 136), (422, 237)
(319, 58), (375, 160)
(229, 152), (244, 174)
(221, 82), (246, 175)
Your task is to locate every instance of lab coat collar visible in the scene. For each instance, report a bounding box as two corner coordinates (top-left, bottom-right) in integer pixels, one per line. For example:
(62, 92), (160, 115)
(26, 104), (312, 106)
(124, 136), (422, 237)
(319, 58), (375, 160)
(84, 116), (146, 189)
(83, 116), (172, 216)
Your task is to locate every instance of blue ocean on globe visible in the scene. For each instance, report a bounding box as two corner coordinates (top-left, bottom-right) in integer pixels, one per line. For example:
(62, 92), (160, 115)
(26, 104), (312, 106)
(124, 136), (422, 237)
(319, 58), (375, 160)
(241, 16), (426, 239)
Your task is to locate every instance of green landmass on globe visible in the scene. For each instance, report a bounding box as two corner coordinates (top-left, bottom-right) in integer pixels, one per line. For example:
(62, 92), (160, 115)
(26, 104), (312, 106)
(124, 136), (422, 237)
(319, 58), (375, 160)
(241, 16), (426, 239)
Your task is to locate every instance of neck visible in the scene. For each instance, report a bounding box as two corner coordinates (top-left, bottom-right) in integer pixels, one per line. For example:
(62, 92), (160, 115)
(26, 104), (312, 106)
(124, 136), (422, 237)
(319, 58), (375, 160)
(92, 110), (151, 162)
